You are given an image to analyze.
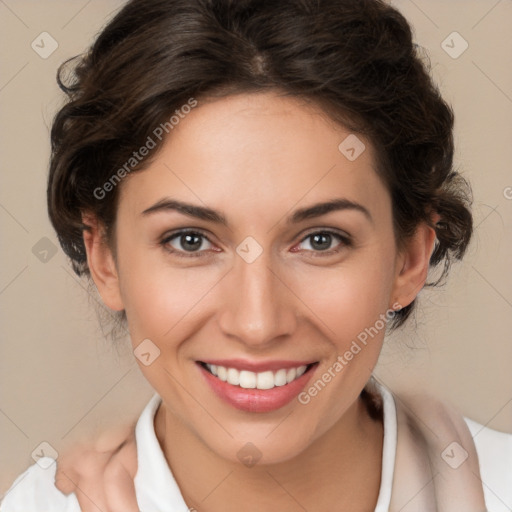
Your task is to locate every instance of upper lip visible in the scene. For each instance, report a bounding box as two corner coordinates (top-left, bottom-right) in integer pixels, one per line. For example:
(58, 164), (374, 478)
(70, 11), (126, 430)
(198, 359), (317, 373)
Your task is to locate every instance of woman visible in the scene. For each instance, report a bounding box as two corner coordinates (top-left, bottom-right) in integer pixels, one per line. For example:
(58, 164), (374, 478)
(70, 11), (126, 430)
(1, 0), (511, 510)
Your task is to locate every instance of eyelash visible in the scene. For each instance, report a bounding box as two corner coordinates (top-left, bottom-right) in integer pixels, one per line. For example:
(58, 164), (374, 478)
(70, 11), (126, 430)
(160, 229), (352, 259)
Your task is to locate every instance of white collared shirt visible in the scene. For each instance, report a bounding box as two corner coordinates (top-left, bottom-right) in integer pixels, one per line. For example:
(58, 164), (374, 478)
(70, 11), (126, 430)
(2, 384), (511, 511)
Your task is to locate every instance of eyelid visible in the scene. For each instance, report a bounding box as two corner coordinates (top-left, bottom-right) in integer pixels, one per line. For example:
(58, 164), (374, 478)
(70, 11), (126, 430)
(161, 227), (212, 242)
(298, 226), (352, 242)
(292, 228), (352, 255)
(160, 228), (217, 258)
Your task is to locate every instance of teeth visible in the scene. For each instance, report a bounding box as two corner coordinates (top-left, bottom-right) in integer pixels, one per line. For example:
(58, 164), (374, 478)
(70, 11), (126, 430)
(296, 365), (307, 377)
(239, 370), (256, 389)
(204, 363), (309, 390)
(256, 371), (274, 390)
(274, 369), (287, 386)
(286, 367), (297, 383)
(226, 368), (240, 386)
(217, 365), (227, 381)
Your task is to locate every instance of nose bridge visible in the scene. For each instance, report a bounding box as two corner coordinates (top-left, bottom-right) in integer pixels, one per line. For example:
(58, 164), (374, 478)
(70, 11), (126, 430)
(218, 249), (296, 346)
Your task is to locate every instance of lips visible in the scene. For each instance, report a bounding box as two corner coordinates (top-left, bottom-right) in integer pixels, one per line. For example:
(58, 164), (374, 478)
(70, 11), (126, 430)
(196, 359), (318, 413)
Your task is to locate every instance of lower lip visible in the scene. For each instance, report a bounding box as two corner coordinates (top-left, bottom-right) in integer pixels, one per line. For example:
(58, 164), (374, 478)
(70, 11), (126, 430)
(197, 362), (318, 413)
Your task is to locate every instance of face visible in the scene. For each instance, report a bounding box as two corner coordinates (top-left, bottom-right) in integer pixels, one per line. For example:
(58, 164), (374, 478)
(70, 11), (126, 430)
(87, 91), (430, 465)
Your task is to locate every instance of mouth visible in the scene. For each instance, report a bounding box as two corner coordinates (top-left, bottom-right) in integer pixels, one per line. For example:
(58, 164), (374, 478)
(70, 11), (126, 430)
(196, 360), (318, 413)
(198, 361), (316, 389)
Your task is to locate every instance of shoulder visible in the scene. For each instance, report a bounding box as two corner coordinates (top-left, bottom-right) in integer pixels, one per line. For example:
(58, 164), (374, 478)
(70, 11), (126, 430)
(464, 416), (512, 511)
(0, 458), (80, 512)
(0, 394), (161, 511)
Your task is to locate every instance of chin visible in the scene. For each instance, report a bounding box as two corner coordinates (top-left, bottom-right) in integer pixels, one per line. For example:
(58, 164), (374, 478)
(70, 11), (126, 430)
(203, 420), (318, 467)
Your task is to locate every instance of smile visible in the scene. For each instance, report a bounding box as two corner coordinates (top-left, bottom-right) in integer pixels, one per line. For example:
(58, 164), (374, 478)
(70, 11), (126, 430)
(202, 362), (312, 389)
(197, 360), (318, 413)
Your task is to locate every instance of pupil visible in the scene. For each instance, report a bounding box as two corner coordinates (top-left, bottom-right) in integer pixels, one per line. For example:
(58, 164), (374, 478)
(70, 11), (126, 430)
(311, 233), (331, 251)
(182, 233), (201, 251)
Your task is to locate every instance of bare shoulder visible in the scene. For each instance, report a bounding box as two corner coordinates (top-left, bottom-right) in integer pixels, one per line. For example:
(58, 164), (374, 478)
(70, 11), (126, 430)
(0, 458), (80, 512)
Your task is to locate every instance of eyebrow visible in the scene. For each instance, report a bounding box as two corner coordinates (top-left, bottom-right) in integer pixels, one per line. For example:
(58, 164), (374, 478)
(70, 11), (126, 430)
(141, 197), (372, 225)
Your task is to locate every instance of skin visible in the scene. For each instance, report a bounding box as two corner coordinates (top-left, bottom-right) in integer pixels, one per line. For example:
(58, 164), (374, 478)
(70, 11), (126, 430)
(66, 90), (436, 511)
(55, 424), (138, 511)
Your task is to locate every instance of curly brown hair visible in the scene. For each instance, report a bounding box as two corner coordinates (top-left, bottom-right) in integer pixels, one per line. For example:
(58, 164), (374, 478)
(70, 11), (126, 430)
(47, 0), (473, 330)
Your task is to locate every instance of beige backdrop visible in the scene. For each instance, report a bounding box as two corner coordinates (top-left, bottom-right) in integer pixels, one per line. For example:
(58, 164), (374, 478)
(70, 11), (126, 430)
(1, 0), (511, 495)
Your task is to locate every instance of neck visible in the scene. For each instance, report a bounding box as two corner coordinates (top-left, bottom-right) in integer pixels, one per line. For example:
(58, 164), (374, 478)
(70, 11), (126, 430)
(154, 394), (383, 512)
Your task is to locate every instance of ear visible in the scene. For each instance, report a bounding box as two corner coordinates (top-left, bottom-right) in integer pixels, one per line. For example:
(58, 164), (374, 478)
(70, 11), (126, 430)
(82, 212), (124, 311)
(390, 219), (438, 309)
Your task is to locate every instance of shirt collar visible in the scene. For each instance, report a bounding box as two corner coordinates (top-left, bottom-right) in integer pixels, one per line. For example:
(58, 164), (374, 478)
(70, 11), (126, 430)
(134, 392), (189, 511)
(133, 380), (397, 511)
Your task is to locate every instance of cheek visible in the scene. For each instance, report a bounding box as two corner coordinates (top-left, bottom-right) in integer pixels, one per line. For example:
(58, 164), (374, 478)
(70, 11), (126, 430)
(116, 241), (221, 346)
(292, 248), (396, 342)
(290, 249), (396, 424)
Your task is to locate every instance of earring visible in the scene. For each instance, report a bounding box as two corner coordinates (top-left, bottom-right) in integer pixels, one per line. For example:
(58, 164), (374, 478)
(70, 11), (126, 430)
(390, 300), (402, 311)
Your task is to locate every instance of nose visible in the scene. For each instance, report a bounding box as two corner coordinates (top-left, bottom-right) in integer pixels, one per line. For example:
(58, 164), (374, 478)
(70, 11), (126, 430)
(217, 250), (297, 349)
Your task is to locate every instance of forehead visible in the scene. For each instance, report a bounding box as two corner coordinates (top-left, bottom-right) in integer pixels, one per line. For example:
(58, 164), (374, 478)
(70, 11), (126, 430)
(118, 91), (389, 225)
